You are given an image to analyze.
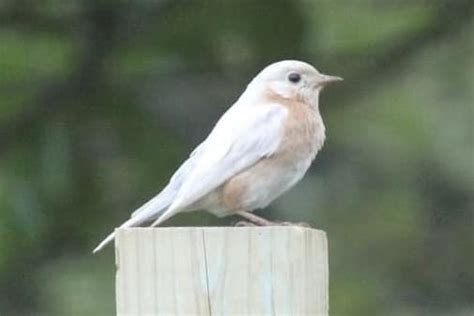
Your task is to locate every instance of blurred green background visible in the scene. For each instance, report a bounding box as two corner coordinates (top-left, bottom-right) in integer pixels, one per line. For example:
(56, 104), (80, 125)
(0, 0), (473, 315)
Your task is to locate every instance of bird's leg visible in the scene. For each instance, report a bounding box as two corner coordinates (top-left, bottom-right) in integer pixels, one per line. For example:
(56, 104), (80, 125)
(234, 211), (312, 227)
(235, 211), (276, 226)
(275, 221), (312, 228)
(233, 220), (256, 227)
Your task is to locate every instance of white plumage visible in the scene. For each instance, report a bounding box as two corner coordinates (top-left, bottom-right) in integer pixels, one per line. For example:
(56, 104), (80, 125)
(93, 60), (341, 253)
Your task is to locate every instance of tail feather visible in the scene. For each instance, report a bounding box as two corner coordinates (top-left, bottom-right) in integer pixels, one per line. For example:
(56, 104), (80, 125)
(131, 185), (174, 218)
(92, 207), (162, 253)
(92, 192), (173, 253)
(93, 150), (200, 253)
(150, 198), (188, 227)
(92, 231), (116, 254)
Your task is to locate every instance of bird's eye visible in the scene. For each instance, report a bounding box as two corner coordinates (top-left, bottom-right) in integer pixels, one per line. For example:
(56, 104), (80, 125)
(288, 72), (301, 83)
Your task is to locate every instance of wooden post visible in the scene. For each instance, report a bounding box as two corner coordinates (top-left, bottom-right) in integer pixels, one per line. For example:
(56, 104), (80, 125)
(115, 227), (328, 315)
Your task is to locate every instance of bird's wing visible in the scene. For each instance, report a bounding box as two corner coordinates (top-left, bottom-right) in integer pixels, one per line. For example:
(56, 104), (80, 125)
(93, 102), (287, 252)
(130, 142), (205, 218)
(168, 102), (288, 211)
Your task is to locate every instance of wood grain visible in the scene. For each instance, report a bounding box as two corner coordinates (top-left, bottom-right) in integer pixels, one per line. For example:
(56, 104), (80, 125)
(115, 227), (328, 315)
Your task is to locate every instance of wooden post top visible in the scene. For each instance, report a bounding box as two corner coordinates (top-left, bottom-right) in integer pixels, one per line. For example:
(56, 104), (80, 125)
(115, 227), (328, 315)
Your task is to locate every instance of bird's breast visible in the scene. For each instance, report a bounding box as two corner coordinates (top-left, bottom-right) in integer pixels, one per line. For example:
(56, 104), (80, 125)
(216, 101), (325, 213)
(276, 101), (325, 163)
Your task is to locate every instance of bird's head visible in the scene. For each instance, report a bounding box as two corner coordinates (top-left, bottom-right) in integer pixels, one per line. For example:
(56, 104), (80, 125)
(248, 60), (342, 107)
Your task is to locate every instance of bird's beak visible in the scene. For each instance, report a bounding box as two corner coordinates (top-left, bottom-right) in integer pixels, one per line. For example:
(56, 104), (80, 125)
(319, 74), (343, 85)
(318, 74), (343, 86)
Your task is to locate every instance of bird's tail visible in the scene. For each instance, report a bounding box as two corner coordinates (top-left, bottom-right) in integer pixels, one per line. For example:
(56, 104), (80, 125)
(92, 213), (151, 254)
(92, 188), (175, 253)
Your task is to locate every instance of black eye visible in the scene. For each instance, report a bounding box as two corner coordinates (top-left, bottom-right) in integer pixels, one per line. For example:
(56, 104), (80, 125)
(288, 72), (301, 83)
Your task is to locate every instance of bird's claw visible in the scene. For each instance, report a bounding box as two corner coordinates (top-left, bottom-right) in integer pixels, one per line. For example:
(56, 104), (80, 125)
(233, 219), (311, 228)
(233, 220), (257, 227)
(275, 221), (312, 228)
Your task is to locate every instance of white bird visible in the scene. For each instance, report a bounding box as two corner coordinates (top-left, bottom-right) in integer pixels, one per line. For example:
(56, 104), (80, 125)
(93, 60), (342, 253)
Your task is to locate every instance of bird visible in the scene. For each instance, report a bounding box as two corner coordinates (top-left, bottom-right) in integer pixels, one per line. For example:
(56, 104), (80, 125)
(93, 60), (342, 253)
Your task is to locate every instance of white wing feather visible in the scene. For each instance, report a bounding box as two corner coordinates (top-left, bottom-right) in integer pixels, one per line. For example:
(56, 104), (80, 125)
(130, 142), (205, 218)
(93, 101), (287, 252)
(167, 102), (287, 212)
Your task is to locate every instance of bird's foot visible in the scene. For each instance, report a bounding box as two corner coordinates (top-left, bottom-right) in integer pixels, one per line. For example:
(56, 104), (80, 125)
(233, 220), (257, 227)
(232, 219), (311, 228)
(273, 221), (312, 228)
(235, 211), (312, 228)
